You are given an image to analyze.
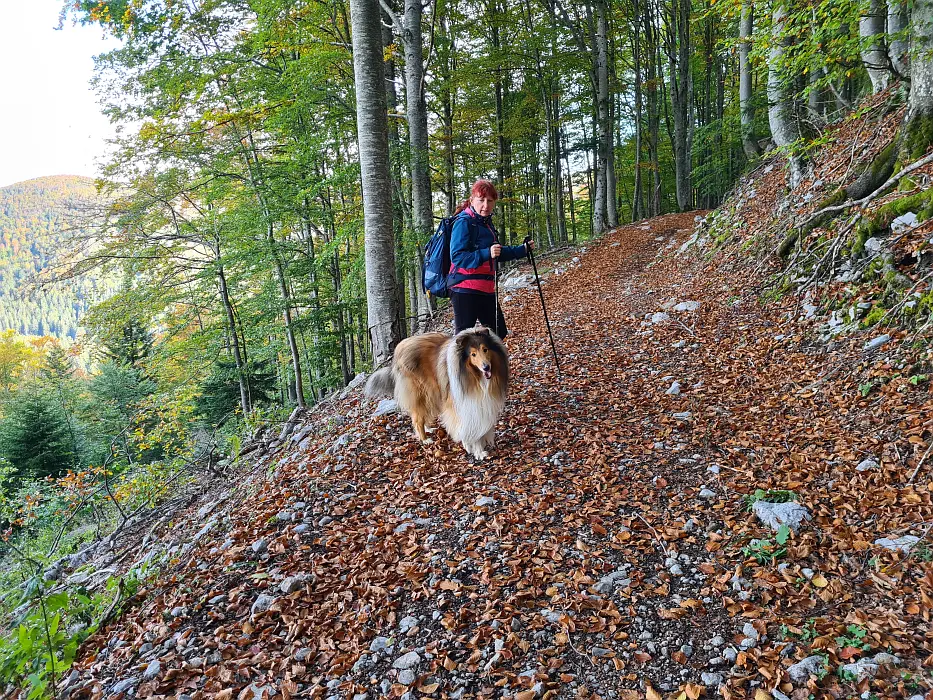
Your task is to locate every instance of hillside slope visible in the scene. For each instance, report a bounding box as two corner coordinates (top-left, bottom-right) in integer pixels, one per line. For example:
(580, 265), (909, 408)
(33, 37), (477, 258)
(0, 175), (107, 340)
(52, 201), (932, 699)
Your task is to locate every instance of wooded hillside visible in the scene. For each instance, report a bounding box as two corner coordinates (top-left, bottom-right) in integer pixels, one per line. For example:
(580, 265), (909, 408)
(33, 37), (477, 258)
(0, 176), (106, 340)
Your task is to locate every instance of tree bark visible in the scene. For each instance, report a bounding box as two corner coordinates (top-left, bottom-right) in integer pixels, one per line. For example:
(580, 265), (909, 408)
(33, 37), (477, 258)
(888, 0), (908, 78)
(767, 1), (806, 188)
(402, 0), (434, 247)
(666, 0), (694, 210)
(592, 0), (611, 232)
(350, 0), (402, 363)
(739, 0), (762, 158)
(902, 0), (933, 160)
(598, 0), (618, 228)
(632, 0), (645, 220)
(860, 0), (890, 92)
(216, 258), (250, 416)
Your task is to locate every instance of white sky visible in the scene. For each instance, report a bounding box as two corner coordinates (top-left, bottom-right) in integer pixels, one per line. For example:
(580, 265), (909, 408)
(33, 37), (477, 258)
(0, 1), (120, 188)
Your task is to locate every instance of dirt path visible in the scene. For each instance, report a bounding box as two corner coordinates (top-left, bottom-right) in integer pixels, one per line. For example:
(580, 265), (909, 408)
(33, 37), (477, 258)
(69, 214), (932, 700)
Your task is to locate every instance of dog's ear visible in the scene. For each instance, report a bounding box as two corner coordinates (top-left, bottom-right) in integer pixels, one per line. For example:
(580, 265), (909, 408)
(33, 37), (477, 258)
(476, 326), (490, 337)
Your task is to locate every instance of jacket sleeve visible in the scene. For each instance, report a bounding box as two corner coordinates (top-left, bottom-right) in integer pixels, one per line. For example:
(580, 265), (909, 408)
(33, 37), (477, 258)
(500, 243), (528, 263)
(450, 217), (489, 270)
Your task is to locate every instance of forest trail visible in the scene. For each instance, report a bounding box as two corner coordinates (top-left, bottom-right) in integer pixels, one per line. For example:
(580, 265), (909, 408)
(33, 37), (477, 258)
(69, 213), (932, 700)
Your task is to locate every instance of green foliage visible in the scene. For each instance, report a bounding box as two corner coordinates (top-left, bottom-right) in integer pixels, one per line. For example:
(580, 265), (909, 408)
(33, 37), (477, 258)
(0, 565), (148, 699)
(0, 177), (112, 342)
(742, 535), (788, 564)
(194, 361), (277, 427)
(744, 488), (799, 510)
(0, 389), (77, 483)
(835, 623), (871, 652)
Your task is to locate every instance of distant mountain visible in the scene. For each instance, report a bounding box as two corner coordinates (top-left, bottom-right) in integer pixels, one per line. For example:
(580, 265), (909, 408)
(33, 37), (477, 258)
(0, 176), (108, 340)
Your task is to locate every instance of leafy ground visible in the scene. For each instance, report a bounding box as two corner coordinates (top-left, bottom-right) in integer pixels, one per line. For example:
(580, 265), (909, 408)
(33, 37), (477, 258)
(59, 211), (932, 700)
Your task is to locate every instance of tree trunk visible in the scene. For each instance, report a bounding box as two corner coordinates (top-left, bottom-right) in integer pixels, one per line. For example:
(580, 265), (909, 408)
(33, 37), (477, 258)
(902, 0), (933, 159)
(268, 225), (306, 408)
(350, 0), (402, 364)
(666, 0), (694, 210)
(768, 1), (806, 188)
(739, 0), (762, 158)
(860, 0), (890, 92)
(216, 260), (250, 416)
(598, 0), (618, 228)
(592, 0), (611, 233)
(888, 0), (908, 78)
(632, 0), (645, 221)
(403, 0), (434, 247)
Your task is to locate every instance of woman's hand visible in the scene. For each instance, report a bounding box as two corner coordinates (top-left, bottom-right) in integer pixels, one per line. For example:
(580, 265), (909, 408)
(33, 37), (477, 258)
(490, 244), (502, 259)
(525, 240), (535, 251)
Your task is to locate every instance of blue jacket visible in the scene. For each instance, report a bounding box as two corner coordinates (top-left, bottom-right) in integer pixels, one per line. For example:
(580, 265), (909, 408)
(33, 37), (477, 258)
(449, 206), (527, 294)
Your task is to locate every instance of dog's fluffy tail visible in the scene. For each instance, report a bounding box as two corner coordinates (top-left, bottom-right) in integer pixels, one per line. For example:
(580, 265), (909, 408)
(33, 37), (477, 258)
(364, 368), (395, 398)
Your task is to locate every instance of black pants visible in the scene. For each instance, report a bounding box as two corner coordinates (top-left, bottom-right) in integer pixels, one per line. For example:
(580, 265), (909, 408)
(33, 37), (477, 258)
(451, 291), (508, 338)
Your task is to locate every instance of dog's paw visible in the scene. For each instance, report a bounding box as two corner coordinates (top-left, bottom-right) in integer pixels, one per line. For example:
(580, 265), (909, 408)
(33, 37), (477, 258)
(420, 437), (435, 445)
(424, 426), (437, 433)
(472, 449), (489, 461)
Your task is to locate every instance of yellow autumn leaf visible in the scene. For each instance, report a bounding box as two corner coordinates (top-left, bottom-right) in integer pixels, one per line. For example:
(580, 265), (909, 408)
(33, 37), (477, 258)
(755, 690), (774, 700)
(811, 573), (829, 587)
(646, 685), (663, 700)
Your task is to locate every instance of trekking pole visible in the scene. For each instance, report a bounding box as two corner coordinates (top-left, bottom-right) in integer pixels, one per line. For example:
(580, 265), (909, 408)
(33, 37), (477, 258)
(523, 237), (561, 375)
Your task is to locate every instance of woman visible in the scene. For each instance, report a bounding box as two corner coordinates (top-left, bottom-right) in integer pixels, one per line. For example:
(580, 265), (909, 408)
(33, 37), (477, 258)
(448, 180), (532, 339)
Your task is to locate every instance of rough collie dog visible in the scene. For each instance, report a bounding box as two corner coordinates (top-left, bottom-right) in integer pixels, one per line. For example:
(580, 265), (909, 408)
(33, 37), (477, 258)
(364, 327), (509, 459)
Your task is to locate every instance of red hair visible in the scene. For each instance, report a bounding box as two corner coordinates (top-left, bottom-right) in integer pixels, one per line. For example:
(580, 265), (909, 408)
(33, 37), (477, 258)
(455, 179), (499, 215)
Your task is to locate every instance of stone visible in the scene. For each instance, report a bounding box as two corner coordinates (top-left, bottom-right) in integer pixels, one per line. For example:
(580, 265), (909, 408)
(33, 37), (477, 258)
(475, 496), (496, 507)
(665, 382), (681, 396)
(111, 678), (138, 695)
(864, 237), (883, 254)
(392, 651), (421, 670)
(668, 563), (684, 576)
(839, 658), (879, 681)
(673, 411), (692, 421)
(139, 642), (154, 655)
(170, 606), (186, 618)
(698, 488), (716, 500)
(787, 655), (826, 683)
(650, 312), (670, 325)
(707, 464), (720, 475)
(251, 539), (268, 554)
(591, 647), (612, 657)
(276, 510), (295, 522)
(722, 648), (737, 662)
(251, 594), (277, 616)
(742, 623), (760, 641)
(399, 615), (419, 633)
(874, 535), (919, 553)
(864, 334), (891, 350)
(369, 636), (393, 653)
(891, 211), (918, 232)
(710, 635), (725, 647)
(318, 516), (334, 526)
(700, 672), (723, 687)
(398, 669), (417, 685)
(871, 652), (901, 666)
(352, 655), (375, 674)
(674, 301), (700, 312)
(142, 660), (161, 681)
(280, 575), (310, 594)
(295, 648), (314, 662)
(856, 458), (880, 472)
(373, 398), (398, 416)
(294, 524), (310, 534)
(752, 500), (811, 533)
